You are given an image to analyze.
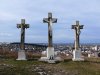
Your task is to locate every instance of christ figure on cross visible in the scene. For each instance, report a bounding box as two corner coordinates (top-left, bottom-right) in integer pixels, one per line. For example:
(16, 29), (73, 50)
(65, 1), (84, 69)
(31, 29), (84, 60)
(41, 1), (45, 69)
(72, 21), (84, 50)
(43, 12), (57, 47)
(17, 19), (29, 50)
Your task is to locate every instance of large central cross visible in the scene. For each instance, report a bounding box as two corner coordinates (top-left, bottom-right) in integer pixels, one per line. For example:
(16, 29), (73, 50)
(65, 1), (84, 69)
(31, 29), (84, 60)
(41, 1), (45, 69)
(17, 19), (29, 50)
(72, 21), (84, 50)
(43, 13), (57, 47)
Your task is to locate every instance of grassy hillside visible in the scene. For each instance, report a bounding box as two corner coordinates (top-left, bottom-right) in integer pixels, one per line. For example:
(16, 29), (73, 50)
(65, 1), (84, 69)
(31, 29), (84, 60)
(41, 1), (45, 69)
(0, 58), (100, 75)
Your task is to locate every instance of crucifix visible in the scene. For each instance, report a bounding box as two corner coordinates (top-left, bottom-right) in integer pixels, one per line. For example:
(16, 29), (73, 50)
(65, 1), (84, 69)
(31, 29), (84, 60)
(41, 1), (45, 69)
(17, 19), (29, 50)
(72, 21), (84, 50)
(43, 12), (57, 47)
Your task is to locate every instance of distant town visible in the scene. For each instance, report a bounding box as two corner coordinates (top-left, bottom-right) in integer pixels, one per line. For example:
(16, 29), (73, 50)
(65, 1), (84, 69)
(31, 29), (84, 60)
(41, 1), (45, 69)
(0, 42), (100, 60)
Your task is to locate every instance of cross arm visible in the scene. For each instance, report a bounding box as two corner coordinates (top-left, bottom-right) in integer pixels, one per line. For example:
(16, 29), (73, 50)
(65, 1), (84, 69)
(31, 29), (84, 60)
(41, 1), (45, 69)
(43, 18), (48, 23)
(43, 18), (57, 23)
(72, 25), (84, 29)
(17, 24), (21, 28)
(52, 18), (57, 23)
(72, 25), (76, 29)
(25, 24), (29, 29)
(79, 25), (84, 29)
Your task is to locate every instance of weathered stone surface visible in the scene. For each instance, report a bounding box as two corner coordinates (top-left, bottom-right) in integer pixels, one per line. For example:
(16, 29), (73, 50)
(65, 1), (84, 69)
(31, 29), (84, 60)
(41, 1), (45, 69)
(72, 21), (84, 61)
(72, 50), (84, 61)
(16, 50), (27, 60)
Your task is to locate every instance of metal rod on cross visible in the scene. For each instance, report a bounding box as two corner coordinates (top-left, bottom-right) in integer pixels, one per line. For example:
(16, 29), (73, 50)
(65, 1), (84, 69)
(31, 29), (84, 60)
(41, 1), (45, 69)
(72, 21), (84, 50)
(43, 12), (57, 47)
(17, 19), (29, 50)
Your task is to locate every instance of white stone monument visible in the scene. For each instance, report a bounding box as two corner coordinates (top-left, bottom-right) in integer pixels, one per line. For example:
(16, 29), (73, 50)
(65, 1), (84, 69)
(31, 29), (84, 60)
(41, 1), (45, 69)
(39, 13), (62, 63)
(94, 52), (98, 58)
(17, 50), (27, 60)
(16, 19), (29, 60)
(72, 21), (84, 61)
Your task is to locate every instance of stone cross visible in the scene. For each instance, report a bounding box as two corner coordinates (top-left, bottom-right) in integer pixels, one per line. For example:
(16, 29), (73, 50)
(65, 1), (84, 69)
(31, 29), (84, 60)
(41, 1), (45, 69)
(43, 12), (57, 47)
(72, 21), (84, 50)
(17, 19), (29, 50)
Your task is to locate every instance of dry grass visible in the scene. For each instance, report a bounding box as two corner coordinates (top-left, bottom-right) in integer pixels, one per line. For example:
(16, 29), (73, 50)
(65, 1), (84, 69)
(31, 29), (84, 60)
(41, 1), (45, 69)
(0, 58), (99, 75)
(0, 49), (100, 75)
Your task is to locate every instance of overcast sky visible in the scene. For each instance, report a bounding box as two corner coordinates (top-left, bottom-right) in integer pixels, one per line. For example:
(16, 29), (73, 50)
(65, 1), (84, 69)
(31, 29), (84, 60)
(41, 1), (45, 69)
(0, 0), (100, 43)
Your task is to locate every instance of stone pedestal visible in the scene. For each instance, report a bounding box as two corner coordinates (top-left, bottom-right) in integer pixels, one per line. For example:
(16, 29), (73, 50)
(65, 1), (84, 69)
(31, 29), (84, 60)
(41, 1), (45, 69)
(94, 52), (98, 58)
(72, 49), (84, 61)
(39, 47), (63, 63)
(88, 53), (91, 58)
(39, 47), (55, 62)
(47, 47), (54, 59)
(16, 50), (27, 60)
(47, 60), (56, 63)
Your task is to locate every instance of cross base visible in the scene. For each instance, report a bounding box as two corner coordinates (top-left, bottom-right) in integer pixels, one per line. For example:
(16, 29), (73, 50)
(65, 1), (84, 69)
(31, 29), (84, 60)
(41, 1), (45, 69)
(39, 57), (56, 63)
(94, 52), (99, 58)
(72, 49), (84, 61)
(47, 47), (54, 59)
(39, 47), (63, 63)
(16, 50), (27, 60)
(39, 57), (63, 63)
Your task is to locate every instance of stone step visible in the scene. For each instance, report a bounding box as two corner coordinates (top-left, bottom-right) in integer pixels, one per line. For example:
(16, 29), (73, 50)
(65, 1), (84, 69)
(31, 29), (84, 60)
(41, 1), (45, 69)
(47, 60), (56, 63)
